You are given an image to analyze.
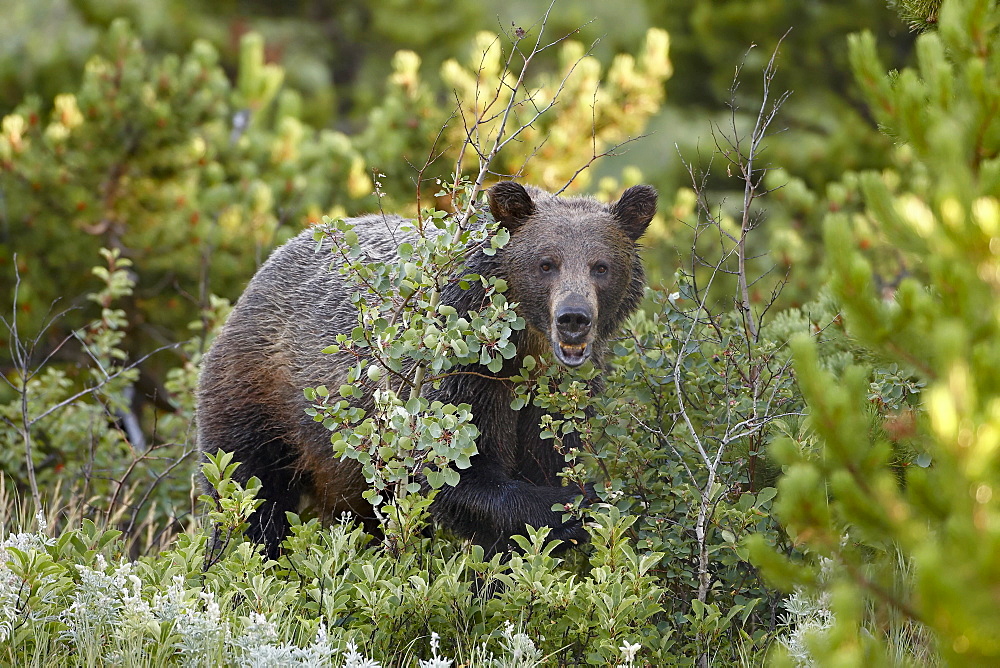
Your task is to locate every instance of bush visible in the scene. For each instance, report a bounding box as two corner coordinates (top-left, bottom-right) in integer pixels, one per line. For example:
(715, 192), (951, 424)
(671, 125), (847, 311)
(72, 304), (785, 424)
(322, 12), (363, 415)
(0, 455), (664, 667)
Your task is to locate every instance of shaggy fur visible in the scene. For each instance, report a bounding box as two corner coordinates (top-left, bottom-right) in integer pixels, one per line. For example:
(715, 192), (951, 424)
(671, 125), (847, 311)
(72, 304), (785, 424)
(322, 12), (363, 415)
(196, 182), (657, 558)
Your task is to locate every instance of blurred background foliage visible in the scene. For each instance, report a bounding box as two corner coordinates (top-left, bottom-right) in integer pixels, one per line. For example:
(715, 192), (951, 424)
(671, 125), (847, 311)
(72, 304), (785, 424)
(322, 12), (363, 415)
(0, 0), (917, 351)
(0, 0), (917, 189)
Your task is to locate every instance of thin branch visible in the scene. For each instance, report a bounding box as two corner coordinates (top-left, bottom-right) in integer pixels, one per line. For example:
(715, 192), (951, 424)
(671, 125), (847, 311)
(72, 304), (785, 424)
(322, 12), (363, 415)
(122, 446), (196, 540)
(6, 258), (42, 509)
(556, 134), (649, 196)
(666, 36), (793, 668)
(27, 344), (177, 427)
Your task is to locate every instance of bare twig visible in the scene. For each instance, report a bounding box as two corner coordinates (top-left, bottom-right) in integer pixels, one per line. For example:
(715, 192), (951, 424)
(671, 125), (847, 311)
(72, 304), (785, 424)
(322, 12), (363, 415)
(3, 254), (180, 522)
(454, 4), (596, 226)
(5, 259), (42, 509)
(720, 29), (792, 343)
(406, 5), (597, 402)
(668, 35), (793, 668)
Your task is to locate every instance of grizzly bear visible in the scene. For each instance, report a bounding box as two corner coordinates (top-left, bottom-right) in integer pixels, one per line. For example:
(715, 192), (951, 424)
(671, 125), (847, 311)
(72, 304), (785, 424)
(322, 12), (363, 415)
(196, 181), (656, 559)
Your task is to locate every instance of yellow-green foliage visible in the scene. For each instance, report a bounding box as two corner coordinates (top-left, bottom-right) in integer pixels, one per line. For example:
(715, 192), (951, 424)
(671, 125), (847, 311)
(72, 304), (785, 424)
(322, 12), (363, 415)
(751, 0), (1000, 663)
(0, 20), (369, 358)
(353, 25), (671, 200)
(440, 27), (670, 193)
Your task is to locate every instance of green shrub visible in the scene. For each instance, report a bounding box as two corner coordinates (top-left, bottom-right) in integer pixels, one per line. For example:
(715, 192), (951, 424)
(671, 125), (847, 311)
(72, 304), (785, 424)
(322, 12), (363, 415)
(0, 456), (664, 667)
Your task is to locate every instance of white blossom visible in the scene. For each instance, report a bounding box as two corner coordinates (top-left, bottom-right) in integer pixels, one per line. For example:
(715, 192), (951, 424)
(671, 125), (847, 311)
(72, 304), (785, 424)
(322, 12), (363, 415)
(173, 589), (229, 667)
(777, 589), (835, 667)
(0, 518), (55, 643)
(231, 615), (334, 667)
(340, 640), (382, 668)
(486, 620), (544, 668)
(617, 639), (642, 668)
(62, 555), (135, 643)
(152, 574), (188, 623)
(417, 631), (453, 668)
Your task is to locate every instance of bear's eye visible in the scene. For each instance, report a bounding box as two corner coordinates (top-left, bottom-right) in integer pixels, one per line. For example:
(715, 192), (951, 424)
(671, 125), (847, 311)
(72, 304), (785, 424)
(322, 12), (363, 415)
(593, 262), (609, 276)
(540, 260), (554, 273)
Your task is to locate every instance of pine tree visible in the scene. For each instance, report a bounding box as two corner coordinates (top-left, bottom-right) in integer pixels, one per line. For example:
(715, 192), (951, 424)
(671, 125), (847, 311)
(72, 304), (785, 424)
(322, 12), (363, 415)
(750, 0), (1000, 662)
(0, 20), (369, 367)
(891, 0), (946, 31)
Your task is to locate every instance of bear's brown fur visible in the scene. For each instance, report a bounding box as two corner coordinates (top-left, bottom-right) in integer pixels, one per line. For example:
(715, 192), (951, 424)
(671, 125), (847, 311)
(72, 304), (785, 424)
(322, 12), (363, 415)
(196, 182), (656, 558)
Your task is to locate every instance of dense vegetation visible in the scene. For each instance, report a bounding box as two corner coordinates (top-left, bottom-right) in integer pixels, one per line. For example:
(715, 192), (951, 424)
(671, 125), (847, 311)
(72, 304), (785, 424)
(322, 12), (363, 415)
(2, 0), (998, 665)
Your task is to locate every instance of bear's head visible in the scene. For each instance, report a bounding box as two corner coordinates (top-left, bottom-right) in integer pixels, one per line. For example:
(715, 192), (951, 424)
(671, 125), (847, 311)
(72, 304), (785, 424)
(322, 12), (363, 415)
(487, 182), (657, 367)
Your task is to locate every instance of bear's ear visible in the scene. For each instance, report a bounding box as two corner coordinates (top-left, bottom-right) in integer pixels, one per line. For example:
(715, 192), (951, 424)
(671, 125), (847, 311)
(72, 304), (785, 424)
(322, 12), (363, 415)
(611, 185), (657, 241)
(488, 181), (535, 230)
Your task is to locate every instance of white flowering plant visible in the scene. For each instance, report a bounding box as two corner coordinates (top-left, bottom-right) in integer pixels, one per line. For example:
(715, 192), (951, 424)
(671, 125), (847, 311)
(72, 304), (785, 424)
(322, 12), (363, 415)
(0, 485), (664, 666)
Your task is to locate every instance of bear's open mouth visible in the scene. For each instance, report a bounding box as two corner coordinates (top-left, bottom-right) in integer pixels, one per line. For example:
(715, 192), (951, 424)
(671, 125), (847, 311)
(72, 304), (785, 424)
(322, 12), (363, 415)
(556, 341), (590, 367)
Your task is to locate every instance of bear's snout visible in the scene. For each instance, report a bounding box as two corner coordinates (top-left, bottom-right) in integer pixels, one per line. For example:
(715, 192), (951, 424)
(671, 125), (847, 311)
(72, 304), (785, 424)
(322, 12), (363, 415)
(553, 296), (595, 367)
(555, 304), (592, 342)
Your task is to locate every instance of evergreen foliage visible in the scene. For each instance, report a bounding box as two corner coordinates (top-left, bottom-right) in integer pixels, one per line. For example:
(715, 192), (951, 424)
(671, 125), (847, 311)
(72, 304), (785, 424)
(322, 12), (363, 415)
(891, 0), (947, 31)
(750, 0), (1000, 663)
(0, 21), (369, 361)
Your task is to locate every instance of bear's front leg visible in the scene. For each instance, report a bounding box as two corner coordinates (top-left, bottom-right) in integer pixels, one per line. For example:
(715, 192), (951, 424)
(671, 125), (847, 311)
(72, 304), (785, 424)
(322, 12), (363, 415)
(430, 462), (594, 558)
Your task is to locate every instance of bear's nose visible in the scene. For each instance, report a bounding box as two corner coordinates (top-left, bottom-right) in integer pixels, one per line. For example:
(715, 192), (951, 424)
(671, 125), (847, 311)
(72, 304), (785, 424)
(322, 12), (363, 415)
(555, 306), (592, 343)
